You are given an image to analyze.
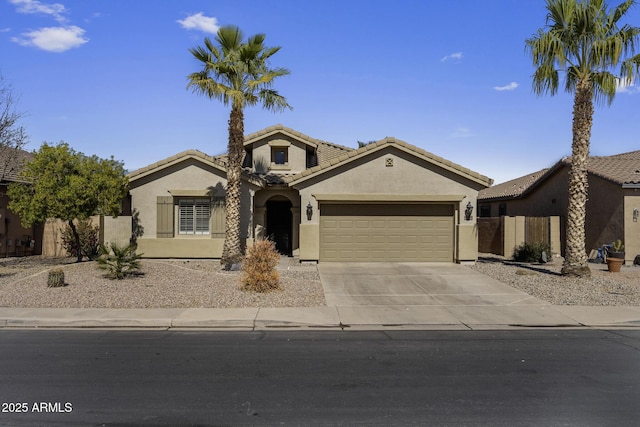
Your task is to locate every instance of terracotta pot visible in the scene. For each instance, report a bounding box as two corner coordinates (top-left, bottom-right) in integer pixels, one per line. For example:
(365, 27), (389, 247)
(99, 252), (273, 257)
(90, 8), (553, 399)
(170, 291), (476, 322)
(606, 257), (623, 273)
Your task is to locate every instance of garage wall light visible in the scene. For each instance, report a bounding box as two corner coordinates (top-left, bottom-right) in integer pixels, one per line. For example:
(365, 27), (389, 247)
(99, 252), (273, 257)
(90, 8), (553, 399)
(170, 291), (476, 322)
(634, 208), (639, 222)
(465, 202), (473, 221)
(306, 202), (313, 221)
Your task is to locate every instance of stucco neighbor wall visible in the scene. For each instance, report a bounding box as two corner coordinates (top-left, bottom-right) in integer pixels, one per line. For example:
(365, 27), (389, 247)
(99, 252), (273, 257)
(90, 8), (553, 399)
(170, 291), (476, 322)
(42, 216), (101, 258)
(293, 146), (486, 263)
(101, 216), (132, 248)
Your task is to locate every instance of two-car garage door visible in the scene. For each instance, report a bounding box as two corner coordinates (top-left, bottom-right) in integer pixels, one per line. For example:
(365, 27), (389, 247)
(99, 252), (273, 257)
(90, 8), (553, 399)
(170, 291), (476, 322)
(319, 204), (454, 262)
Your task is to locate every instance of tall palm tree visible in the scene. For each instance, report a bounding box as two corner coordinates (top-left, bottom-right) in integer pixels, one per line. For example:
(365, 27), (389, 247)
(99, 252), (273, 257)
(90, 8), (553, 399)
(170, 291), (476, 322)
(526, 0), (640, 277)
(187, 26), (291, 268)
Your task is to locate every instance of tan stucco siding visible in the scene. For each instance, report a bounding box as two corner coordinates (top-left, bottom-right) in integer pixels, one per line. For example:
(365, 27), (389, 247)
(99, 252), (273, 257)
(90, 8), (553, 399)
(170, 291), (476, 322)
(296, 148), (480, 225)
(130, 160), (229, 239)
(624, 191), (640, 264)
(294, 147), (483, 262)
(253, 188), (301, 254)
(129, 159), (258, 245)
(250, 134), (310, 174)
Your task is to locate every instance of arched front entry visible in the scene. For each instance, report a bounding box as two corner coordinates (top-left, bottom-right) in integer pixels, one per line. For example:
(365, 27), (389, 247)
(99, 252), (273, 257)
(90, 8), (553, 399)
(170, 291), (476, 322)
(266, 197), (293, 255)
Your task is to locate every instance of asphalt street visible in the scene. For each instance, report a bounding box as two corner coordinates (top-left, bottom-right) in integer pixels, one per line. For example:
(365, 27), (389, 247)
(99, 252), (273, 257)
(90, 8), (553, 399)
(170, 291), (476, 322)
(1, 329), (639, 426)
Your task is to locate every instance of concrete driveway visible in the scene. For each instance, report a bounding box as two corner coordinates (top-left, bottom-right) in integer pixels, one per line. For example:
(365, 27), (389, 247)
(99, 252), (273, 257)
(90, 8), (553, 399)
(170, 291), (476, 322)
(318, 262), (538, 306)
(317, 262), (580, 327)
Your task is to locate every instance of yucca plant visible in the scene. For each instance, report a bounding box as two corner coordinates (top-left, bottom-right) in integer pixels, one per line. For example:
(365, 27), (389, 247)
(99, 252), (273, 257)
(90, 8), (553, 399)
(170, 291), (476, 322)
(97, 242), (142, 280)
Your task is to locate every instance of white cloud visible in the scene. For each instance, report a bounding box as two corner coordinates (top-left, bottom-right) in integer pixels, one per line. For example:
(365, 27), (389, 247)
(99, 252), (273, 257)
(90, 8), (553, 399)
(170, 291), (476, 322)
(9, 0), (67, 23)
(493, 82), (519, 91)
(177, 12), (220, 34)
(11, 26), (88, 52)
(0, 28), (11, 33)
(450, 127), (474, 138)
(616, 79), (640, 94)
(441, 52), (463, 62)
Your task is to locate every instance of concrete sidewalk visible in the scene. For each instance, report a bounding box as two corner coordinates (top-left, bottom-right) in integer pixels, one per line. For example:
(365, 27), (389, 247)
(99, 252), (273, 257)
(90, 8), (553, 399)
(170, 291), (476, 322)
(1, 261), (639, 330)
(1, 305), (640, 330)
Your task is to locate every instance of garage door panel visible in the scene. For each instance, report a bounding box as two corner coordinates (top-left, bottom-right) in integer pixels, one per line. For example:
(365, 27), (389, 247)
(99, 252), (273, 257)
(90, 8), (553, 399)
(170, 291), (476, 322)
(354, 235), (370, 244)
(320, 204), (454, 262)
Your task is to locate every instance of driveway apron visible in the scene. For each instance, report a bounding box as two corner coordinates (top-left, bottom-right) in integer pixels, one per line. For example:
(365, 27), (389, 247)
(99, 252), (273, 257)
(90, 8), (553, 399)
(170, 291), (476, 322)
(318, 263), (580, 327)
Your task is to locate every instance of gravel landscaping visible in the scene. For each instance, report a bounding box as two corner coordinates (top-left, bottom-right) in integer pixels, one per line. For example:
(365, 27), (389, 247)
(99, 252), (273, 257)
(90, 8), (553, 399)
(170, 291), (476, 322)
(472, 254), (640, 306)
(0, 257), (324, 309)
(0, 255), (638, 308)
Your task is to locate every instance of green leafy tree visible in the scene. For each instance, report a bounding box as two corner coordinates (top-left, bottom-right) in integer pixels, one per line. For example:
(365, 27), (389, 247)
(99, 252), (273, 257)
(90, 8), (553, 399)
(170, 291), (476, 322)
(7, 143), (128, 262)
(526, 0), (640, 277)
(187, 25), (291, 269)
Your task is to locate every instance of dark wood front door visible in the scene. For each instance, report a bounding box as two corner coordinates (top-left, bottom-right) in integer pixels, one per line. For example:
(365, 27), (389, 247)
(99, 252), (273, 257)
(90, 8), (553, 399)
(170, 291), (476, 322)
(266, 200), (292, 255)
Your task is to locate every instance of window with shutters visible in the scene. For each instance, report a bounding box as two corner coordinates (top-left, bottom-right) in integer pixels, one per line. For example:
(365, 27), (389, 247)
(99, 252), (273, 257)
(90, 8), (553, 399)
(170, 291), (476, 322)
(178, 199), (211, 235)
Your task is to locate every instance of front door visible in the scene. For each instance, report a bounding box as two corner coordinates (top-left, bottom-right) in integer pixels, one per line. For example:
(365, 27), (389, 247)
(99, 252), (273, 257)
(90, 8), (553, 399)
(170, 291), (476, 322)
(266, 200), (293, 255)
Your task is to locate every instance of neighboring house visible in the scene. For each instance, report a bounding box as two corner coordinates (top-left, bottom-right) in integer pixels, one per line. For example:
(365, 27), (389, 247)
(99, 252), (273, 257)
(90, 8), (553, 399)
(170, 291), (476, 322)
(477, 151), (640, 263)
(126, 124), (492, 263)
(0, 147), (42, 257)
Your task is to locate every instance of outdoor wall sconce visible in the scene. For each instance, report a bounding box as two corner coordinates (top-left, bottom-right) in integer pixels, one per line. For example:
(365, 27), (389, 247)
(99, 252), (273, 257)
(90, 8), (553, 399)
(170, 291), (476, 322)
(634, 208), (639, 222)
(465, 202), (473, 221)
(306, 202), (313, 221)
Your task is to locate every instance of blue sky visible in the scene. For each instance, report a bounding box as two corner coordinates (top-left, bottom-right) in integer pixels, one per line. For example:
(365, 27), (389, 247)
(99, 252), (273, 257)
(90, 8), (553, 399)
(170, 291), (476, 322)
(1, 0), (639, 184)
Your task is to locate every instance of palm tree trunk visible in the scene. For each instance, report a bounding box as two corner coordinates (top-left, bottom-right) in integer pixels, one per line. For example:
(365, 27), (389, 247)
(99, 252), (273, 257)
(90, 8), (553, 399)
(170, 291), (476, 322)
(221, 104), (244, 269)
(561, 80), (592, 277)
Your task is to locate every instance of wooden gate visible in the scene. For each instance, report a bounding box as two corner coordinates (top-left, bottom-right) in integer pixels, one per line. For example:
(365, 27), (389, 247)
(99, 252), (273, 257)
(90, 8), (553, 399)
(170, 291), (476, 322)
(525, 217), (550, 246)
(478, 217), (503, 255)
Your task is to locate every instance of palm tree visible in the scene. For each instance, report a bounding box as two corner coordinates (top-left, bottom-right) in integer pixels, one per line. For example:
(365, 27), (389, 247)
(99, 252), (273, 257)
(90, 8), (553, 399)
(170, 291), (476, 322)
(187, 26), (291, 268)
(526, 0), (640, 277)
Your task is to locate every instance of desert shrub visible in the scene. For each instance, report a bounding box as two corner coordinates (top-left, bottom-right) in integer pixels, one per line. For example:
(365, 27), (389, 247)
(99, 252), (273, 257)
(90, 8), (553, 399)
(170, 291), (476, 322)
(97, 242), (143, 280)
(513, 242), (550, 263)
(61, 219), (100, 260)
(47, 269), (66, 287)
(242, 239), (281, 292)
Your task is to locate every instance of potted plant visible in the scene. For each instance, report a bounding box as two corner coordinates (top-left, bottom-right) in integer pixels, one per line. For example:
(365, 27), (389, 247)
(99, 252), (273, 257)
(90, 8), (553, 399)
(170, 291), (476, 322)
(606, 239), (625, 272)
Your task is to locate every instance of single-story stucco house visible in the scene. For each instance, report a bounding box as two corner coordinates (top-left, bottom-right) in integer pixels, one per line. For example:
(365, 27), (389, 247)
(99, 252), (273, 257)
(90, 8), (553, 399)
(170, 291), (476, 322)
(477, 150), (640, 264)
(126, 124), (492, 263)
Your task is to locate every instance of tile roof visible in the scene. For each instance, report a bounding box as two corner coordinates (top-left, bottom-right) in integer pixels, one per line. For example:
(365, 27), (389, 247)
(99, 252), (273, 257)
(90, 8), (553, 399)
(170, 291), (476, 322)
(585, 154), (640, 185)
(477, 168), (550, 200)
(0, 147), (33, 183)
(214, 124), (354, 170)
(127, 149), (265, 186)
(285, 136), (493, 187)
(128, 126), (493, 189)
(478, 150), (640, 201)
